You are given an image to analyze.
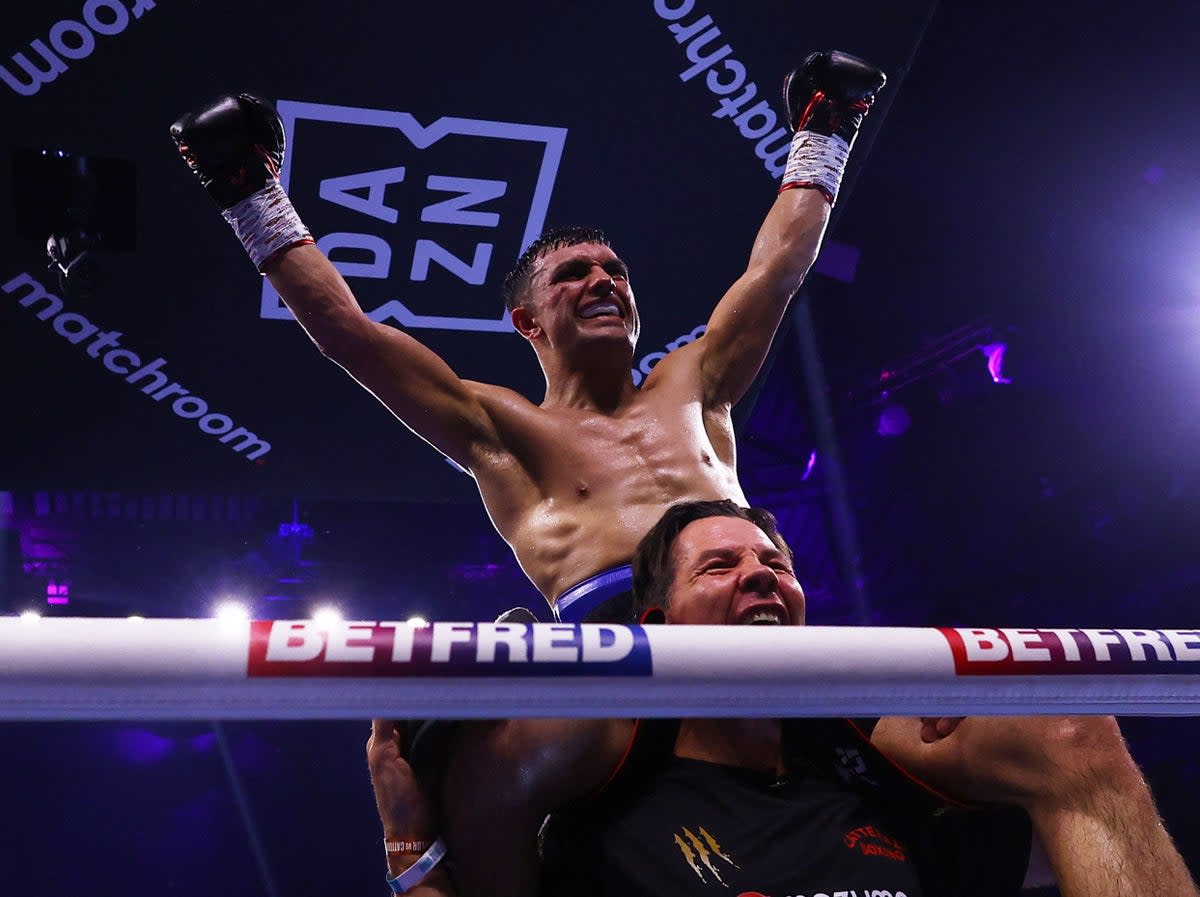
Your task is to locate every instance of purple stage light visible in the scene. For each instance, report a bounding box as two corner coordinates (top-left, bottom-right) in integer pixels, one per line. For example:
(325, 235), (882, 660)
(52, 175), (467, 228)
(876, 405), (911, 438)
(46, 581), (69, 606)
(979, 342), (1012, 384)
(277, 521), (313, 539)
(801, 450), (818, 481)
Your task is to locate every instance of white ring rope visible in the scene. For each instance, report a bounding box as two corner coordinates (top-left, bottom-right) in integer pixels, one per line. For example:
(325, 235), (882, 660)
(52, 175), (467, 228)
(1, 619), (1198, 720)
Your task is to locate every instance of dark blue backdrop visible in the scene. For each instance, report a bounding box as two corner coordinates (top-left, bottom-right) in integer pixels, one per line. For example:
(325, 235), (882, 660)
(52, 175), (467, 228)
(1, 0), (930, 502)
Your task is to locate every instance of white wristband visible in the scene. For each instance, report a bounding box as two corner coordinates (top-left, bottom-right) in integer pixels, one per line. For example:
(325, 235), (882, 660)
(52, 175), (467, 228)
(386, 837), (447, 894)
(220, 179), (312, 270)
(780, 130), (851, 205)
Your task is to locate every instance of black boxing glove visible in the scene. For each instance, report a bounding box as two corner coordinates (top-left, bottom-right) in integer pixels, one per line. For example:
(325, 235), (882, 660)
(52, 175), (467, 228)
(779, 51), (887, 205)
(784, 51), (886, 142)
(170, 92), (312, 269)
(171, 93), (285, 208)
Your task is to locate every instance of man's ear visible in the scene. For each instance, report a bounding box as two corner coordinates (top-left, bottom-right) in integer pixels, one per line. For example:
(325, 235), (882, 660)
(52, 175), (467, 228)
(639, 606), (666, 624)
(511, 304), (539, 341)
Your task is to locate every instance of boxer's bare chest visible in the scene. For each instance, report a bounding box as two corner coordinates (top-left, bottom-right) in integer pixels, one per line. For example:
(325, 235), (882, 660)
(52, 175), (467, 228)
(473, 387), (745, 599)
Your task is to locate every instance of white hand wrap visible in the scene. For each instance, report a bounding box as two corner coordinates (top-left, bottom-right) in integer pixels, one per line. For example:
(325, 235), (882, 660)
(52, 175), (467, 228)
(221, 179), (313, 270)
(780, 131), (851, 205)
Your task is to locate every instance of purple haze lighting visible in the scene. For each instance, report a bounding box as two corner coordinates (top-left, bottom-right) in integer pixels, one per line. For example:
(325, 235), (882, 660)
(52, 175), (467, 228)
(189, 732), (217, 752)
(876, 405), (911, 438)
(1142, 165), (1166, 185)
(453, 562), (503, 581)
(979, 342), (1012, 384)
(812, 240), (861, 283)
(114, 728), (175, 764)
(173, 791), (222, 827)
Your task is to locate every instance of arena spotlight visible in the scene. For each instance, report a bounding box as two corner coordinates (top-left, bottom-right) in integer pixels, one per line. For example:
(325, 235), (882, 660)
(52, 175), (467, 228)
(311, 606), (343, 626)
(214, 601), (250, 623)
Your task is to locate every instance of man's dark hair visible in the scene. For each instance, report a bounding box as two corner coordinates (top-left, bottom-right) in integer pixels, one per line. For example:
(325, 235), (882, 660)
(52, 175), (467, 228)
(631, 499), (793, 619)
(500, 225), (612, 312)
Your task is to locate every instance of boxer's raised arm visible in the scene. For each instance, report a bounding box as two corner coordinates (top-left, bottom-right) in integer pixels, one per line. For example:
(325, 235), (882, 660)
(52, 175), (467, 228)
(171, 93), (502, 470)
(698, 52), (885, 409)
(263, 245), (503, 467)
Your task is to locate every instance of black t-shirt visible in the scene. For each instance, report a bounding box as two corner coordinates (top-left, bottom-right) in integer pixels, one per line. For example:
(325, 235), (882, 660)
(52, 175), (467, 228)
(540, 719), (1031, 897)
(570, 753), (925, 897)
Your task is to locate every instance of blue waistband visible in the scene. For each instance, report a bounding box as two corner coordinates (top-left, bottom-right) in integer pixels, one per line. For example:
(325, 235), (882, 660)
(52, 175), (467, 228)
(554, 565), (634, 623)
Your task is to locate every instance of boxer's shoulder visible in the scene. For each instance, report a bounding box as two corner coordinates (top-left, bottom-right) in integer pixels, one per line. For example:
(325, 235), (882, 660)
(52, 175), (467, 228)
(466, 378), (538, 412)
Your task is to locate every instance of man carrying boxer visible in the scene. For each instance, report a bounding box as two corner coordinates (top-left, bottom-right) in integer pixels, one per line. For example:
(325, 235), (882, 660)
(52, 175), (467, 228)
(169, 51), (886, 624)
(368, 501), (1200, 897)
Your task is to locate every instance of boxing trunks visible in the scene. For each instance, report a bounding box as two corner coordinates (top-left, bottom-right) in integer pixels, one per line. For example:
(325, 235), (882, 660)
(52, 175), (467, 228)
(553, 565), (634, 624)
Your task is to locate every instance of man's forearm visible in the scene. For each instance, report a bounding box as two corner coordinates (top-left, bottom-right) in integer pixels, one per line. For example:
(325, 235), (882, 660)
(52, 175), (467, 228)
(1030, 758), (1198, 897)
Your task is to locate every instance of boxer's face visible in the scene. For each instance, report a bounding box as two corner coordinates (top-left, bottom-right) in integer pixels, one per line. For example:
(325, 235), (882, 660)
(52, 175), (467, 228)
(663, 516), (806, 627)
(521, 242), (640, 353)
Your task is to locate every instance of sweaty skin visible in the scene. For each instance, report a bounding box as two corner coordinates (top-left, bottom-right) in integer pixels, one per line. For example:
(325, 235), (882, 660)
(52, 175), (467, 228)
(262, 188), (826, 603)
(451, 237), (748, 597)
(469, 379), (747, 599)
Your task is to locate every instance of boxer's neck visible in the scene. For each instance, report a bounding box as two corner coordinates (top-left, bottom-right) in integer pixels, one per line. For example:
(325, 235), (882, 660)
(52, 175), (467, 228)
(540, 350), (637, 412)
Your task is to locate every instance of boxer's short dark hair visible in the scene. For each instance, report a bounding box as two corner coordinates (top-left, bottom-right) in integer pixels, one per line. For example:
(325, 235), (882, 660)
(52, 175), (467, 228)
(501, 225), (612, 311)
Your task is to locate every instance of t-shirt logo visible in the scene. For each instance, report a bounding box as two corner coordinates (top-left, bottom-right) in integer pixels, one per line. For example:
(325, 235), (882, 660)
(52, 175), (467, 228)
(843, 824), (908, 862)
(673, 824), (739, 885)
(832, 747), (880, 787)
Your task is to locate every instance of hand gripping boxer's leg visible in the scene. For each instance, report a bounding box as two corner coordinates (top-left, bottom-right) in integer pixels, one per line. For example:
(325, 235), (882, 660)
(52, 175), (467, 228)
(402, 606), (544, 793)
(780, 50), (887, 205)
(170, 94), (314, 269)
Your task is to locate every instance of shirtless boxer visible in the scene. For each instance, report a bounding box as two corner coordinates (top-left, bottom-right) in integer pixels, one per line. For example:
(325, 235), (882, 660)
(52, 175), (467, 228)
(169, 50), (886, 623)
